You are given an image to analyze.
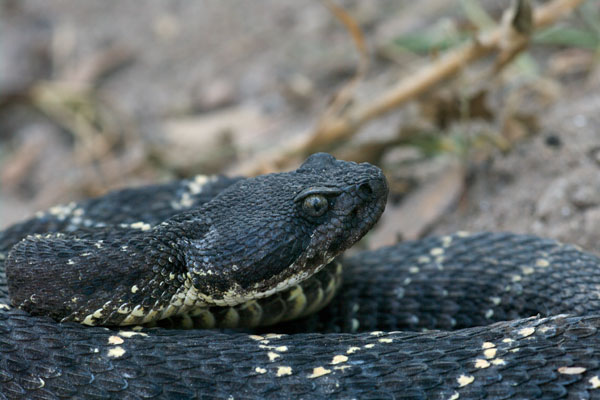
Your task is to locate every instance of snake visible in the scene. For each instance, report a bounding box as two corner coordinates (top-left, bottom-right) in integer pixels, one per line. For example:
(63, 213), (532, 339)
(1, 152), (600, 399)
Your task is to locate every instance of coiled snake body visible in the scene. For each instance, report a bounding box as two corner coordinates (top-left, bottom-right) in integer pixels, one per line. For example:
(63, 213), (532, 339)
(1, 153), (600, 399)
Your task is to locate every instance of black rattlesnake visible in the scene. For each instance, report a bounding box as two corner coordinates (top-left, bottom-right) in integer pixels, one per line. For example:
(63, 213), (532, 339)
(1, 153), (600, 399)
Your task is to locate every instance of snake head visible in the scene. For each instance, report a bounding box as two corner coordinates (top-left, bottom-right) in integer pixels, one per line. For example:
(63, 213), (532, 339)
(183, 153), (388, 306)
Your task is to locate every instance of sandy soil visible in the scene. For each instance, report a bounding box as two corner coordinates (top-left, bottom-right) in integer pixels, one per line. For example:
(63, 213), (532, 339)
(1, 1), (599, 254)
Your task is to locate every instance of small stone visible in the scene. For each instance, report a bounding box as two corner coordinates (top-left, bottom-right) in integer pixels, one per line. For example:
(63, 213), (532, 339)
(569, 185), (600, 209)
(544, 135), (562, 148)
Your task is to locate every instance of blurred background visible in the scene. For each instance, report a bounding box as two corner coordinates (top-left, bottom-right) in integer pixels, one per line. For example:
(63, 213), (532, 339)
(1, 0), (599, 252)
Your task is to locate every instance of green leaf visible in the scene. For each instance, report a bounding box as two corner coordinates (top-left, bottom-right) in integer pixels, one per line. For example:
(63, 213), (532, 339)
(534, 26), (599, 50)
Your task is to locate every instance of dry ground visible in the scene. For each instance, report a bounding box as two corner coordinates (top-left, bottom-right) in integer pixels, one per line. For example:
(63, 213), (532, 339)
(1, 0), (599, 254)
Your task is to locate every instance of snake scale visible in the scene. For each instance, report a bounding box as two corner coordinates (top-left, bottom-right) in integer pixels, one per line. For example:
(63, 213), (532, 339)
(1, 153), (600, 399)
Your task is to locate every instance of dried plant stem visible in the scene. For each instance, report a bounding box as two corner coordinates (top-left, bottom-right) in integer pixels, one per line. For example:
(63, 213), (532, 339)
(242, 0), (584, 175)
(307, 0), (584, 149)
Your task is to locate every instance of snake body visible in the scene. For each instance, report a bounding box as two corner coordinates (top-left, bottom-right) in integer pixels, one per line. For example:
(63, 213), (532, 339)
(1, 153), (600, 399)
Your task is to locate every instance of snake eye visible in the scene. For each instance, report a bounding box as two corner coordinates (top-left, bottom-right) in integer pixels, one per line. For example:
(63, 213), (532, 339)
(302, 194), (329, 217)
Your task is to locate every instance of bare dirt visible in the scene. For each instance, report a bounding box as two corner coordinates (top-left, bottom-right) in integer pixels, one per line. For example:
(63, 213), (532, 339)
(1, 1), (599, 254)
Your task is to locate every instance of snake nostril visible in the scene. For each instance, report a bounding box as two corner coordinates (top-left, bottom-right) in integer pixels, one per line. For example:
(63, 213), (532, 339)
(358, 182), (373, 199)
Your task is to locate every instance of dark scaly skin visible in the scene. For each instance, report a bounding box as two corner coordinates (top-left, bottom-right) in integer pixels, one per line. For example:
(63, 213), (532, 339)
(2, 155), (600, 398)
(278, 232), (600, 334)
(5, 153), (387, 326)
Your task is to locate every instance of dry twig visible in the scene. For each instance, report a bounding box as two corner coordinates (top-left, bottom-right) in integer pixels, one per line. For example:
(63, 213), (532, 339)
(242, 0), (584, 175)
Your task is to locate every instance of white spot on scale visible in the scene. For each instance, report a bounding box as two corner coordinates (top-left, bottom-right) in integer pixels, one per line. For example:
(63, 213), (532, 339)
(558, 366), (587, 375)
(536, 259), (550, 268)
(267, 352), (279, 361)
(521, 266), (535, 275)
(491, 358), (506, 366)
(448, 392), (460, 400)
(347, 347), (360, 354)
(107, 346), (126, 358)
(518, 327), (535, 337)
(108, 335), (124, 345)
(188, 175), (212, 194)
(131, 285), (139, 294)
(48, 202), (77, 219)
(474, 359), (490, 368)
(482, 342), (495, 349)
(589, 376), (600, 389)
(331, 355), (348, 365)
(430, 248), (444, 256)
(130, 221), (151, 231)
(483, 348), (497, 359)
(457, 374), (474, 387)
(379, 338), (393, 343)
(485, 309), (494, 319)
(255, 367), (266, 374)
(277, 366), (292, 377)
(119, 331), (148, 338)
(308, 366), (331, 378)
(131, 305), (145, 317)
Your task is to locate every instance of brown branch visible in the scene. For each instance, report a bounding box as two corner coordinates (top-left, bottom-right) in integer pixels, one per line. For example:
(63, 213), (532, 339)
(308, 0), (370, 151)
(240, 0), (584, 175)
(308, 0), (583, 148)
